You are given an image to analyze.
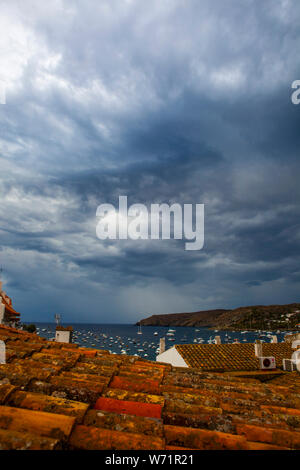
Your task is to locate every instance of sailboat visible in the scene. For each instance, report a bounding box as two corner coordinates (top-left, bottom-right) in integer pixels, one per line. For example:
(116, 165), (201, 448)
(137, 324), (142, 335)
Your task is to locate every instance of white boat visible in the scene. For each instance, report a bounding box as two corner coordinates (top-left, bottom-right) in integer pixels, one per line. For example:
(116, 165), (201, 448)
(154, 332), (158, 335)
(137, 324), (142, 335)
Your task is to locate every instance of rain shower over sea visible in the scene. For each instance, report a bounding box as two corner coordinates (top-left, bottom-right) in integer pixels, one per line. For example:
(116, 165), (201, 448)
(29, 323), (291, 361)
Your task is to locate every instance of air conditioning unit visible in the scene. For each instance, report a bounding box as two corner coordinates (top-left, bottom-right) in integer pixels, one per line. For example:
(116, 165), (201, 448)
(259, 356), (276, 370)
(283, 358), (297, 371)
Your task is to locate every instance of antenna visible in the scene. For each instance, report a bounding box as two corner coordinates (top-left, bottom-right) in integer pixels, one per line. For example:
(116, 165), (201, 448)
(54, 314), (61, 326)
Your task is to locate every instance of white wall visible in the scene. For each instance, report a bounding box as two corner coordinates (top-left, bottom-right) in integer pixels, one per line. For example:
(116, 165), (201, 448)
(0, 302), (5, 324)
(156, 346), (188, 367)
(0, 340), (6, 364)
(55, 330), (71, 343)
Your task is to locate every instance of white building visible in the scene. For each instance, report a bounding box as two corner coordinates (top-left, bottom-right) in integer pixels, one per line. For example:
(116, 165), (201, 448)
(156, 341), (295, 372)
(55, 326), (73, 343)
(156, 345), (189, 367)
(0, 281), (20, 325)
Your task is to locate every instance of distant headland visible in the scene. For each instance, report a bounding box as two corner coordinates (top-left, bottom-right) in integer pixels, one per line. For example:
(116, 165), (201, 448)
(137, 303), (300, 331)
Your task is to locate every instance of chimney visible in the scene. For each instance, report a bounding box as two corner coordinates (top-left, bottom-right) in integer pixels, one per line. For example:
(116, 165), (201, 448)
(271, 335), (278, 343)
(292, 339), (300, 350)
(215, 336), (221, 344)
(292, 350), (300, 372)
(0, 340), (5, 364)
(284, 332), (300, 343)
(55, 326), (73, 343)
(0, 302), (5, 325)
(254, 340), (263, 357)
(159, 337), (165, 355)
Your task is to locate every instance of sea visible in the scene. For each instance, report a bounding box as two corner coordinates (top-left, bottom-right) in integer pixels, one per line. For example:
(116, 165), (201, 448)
(27, 323), (296, 362)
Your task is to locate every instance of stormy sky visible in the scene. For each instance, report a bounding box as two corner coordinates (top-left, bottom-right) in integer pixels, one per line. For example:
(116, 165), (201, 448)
(0, 0), (299, 323)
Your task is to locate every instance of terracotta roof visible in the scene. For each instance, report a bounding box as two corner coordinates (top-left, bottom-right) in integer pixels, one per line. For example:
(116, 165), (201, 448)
(0, 294), (20, 319)
(0, 325), (300, 450)
(56, 326), (73, 331)
(175, 343), (293, 371)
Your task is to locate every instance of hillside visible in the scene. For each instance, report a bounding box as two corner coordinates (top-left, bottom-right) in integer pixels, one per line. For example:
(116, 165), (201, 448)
(137, 303), (300, 330)
(137, 309), (228, 327)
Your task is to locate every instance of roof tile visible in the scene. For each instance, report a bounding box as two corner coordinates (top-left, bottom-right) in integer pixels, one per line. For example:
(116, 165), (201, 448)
(164, 424), (249, 450)
(104, 388), (165, 406)
(247, 441), (290, 450)
(261, 405), (300, 417)
(175, 343), (293, 371)
(0, 364), (51, 385)
(31, 352), (80, 369)
(0, 428), (61, 450)
(6, 390), (89, 423)
(94, 397), (162, 419)
(110, 375), (161, 394)
(69, 424), (164, 450)
(83, 409), (163, 437)
(70, 363), (117, 376)
(49, 376), (105, 404)
(0, 384), (17, 405)
(236, 423), (300, 449)
(59, 371), (111, 386)
(0, 405), (75, 440)
(164, 399), (222, 417)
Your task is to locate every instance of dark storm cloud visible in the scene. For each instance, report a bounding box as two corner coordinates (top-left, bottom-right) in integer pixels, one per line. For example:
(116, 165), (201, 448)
(0, 0), (299, 321)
